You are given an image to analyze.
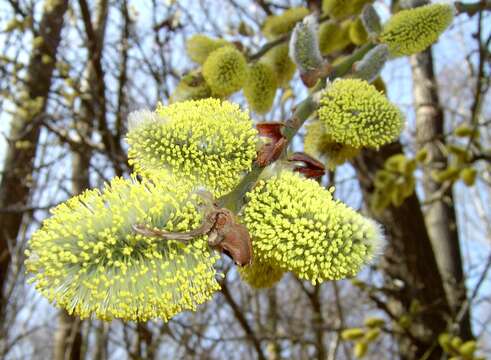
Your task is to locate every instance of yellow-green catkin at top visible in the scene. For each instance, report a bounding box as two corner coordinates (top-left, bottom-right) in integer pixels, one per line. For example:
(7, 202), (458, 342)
(318, 20), (352, 55)
(126, 99), (258, 197)
(379, 3), (454, 56)
(263, 43), (296, 87)
(304, 120), (359, 169)
(25, 174), (221, 322)
(318, 79), (404, 148)
(242, 170), (384, 284)
(202, 46), (247, 97)
(243, 62), (278, 114)
(170, 72), (211, 103)
(322, 0), (373, 19)
(185, 34), (231, 64)
(239, 258), (284, 289)
(262, 7), (310, 40)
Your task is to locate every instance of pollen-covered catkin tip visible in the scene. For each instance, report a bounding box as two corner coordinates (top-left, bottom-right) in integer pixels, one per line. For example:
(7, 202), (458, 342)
(25, 175), (221, 322)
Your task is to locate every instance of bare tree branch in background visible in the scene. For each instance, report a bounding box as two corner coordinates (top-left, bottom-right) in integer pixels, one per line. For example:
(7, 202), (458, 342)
(0, 0), (69, 324)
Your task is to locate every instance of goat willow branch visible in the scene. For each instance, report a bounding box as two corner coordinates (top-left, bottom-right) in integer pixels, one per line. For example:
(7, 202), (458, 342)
(218, 43), (375, 213)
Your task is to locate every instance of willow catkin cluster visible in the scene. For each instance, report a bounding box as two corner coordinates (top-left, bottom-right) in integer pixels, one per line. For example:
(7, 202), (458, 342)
(238, 258), (284, 289)
(262, 7), (310, 40)
(304, 120), (359, 169)
(243, 62), (278, 114)
(379, 3), (454, 56)
(322, 0), (373, 20)
(242, 171), (384, 284)
(202, 46), (247, 97)
(25, 175), (221, 321)
(186, 34), (231, 64)
(318, 79), (404, 148)
(126, 99), (258, 197)
(263, 43), (296, 87)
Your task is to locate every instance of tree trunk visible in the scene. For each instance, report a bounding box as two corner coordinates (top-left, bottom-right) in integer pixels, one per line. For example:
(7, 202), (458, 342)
(53, 0), (110, 358)
(410, 48), (472, 339)
(265, 288), (281, 360)
(354, 142), (450, 359)
(0, 0), (68, 318)
(54, 311), (83, 360)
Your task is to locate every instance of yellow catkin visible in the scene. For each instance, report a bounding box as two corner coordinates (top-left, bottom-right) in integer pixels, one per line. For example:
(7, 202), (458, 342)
(238, 258), (284, 289)
(318, 79), (404, 148)
(349, 18), (369, 45)
(322, 0), (373, 20)
(126, 99), (258, 197)
(170, 72), (212, 103)
(379, 4), (454, 56)
(318, 20), (352, 55)
(202, 46), (248, 97)
(185, 34), (231, 64)
(243, 62), (278, 114)
(25, 174), (221, 322)
(262, 7), (310, 40)
(263, 43), (296, 87)
(304, 120), (359, 169)
(242, 171), (384, 284)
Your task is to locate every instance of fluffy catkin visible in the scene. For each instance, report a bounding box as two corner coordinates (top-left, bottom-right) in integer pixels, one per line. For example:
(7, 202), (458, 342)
(243, 62), (278, 114)
(318, 79), (404, 148)
(322, 0), (373, 19)
(25, 174), (221, 321)
(238, 259), (284, 289)
(126, 99), (258, 197)
(289, 15), (324, 74)
(352, 44), (389, 83)
(202, 46), (248, 97)
(379, 3), (454, 56)
(318, 20), (352, 55)
(242, 171), (384, 284)
(262, 7), (310, 40)
(186, 34), (231, 64)
(263, 43), (296, 87)
(304, 120), (359, 169)
(170, 72), (212, 103)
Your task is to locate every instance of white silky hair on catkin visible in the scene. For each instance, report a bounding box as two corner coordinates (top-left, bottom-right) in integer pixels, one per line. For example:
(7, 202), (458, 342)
(127, 109), (160, 132)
